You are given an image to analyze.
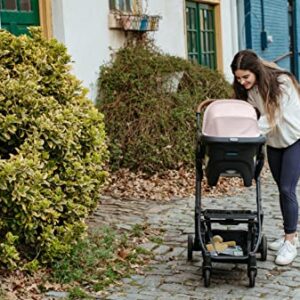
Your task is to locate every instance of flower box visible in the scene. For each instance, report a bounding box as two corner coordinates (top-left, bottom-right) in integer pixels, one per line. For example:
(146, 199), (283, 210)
(109, 13), (161, 31)
(120, 14), (160, 31)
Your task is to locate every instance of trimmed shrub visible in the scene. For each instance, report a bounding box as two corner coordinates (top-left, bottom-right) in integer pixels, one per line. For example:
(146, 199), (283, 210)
(0, 28), (108, 269)
(97, 41), (232, 173)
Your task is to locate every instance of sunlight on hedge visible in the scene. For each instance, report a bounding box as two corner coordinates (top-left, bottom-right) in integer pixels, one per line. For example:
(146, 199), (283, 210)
(0, 28), (108, 269)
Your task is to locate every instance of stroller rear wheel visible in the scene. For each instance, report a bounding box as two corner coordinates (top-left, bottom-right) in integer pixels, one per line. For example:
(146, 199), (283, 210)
(187, 234), (194, 261)
(259, 234), (268, 261)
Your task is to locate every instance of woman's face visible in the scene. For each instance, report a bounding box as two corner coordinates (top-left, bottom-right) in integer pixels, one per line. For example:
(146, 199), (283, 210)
(234, 69), (256, 90)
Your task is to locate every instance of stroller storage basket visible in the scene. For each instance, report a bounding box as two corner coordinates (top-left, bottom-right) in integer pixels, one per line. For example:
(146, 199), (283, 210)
(187, 99), (267, 288)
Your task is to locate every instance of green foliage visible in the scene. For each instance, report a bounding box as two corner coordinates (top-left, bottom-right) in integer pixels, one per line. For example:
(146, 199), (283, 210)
(51, 226), (153, 292)
(67, 287), (93, 300)
(0, 28), (108, 268)
(148, 236), (163, 245)
(97, 40), (233, 173)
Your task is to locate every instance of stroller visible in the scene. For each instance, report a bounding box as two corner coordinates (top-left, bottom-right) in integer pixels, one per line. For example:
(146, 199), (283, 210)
(187, 99), (267, 288)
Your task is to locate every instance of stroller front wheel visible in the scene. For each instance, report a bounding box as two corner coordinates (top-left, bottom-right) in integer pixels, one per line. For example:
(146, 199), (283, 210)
(203, 268), (211, 287)
(187, 234), (194, 261)
(248, 269), (256, 287)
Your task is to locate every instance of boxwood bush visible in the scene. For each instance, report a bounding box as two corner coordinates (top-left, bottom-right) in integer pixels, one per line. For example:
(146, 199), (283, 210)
(0, 28), (108, 269)
(97, 41), (232, 174)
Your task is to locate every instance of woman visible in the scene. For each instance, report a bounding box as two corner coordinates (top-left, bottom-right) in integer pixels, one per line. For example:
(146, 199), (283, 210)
(230, 50), (300, 265)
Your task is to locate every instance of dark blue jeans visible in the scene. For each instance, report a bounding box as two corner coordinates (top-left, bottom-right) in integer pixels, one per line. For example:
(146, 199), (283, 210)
(267, 139), (300, 234)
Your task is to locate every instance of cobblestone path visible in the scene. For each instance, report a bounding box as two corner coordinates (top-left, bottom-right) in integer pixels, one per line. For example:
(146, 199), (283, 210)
(88, 170), (300, 300)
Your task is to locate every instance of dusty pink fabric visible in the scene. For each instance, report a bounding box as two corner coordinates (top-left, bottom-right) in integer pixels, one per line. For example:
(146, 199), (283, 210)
(202, 99), (260, 137)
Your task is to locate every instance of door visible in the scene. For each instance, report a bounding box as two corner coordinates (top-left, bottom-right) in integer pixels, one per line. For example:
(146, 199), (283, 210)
(0, 0), (40, 36)
(186, 1), (217, 69)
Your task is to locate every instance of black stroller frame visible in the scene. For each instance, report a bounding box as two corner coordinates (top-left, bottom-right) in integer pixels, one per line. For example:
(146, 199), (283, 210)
(187, 99), (267, 288)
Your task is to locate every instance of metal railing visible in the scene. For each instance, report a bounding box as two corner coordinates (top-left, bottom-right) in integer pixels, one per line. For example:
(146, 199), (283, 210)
(273, 51), (292, 63)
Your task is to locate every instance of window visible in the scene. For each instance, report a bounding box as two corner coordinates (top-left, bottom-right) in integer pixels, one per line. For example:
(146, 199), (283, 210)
(109, 0), (132, 12)
(0, 0), (39, 36)
(0, 0), (31, 11)
(186, 1), (217, 70)
(20, 0), (31, 11)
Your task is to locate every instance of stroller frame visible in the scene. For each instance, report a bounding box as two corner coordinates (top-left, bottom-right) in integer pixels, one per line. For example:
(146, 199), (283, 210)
(187, 99), (267, 288)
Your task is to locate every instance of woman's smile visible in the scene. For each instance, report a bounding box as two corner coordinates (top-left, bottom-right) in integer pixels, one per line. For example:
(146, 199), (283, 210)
(234, 69), (256, 90)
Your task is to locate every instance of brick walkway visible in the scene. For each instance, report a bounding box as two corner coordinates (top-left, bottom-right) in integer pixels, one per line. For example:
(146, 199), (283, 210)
(88, 169), (300, 300)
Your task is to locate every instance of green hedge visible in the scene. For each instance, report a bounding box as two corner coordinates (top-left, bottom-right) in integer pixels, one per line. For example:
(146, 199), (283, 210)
(97, 42), (232, 174)
(0, 28), (108, 269)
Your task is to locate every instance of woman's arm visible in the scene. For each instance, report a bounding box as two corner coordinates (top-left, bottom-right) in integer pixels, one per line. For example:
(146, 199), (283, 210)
(258, 75), (297, 135)
(257, 115), (273, 135)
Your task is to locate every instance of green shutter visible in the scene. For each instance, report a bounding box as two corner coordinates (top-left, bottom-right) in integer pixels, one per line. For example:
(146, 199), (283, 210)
(1, 0), (40, 36)
(186, 1), (217, 70)
(186, 1), (200, 64)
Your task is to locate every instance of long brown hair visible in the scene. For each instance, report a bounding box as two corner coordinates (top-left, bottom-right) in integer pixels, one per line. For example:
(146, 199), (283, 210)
(230, 50), (300, 126)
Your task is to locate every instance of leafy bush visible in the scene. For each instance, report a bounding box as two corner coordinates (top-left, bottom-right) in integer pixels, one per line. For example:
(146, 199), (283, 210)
(0, 28), (108, 269)
(97, 41), (232, 173)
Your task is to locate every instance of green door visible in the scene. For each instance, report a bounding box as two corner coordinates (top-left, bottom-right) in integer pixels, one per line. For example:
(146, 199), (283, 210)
(186, 1), (216, 69)
(0, 0), (40, 36)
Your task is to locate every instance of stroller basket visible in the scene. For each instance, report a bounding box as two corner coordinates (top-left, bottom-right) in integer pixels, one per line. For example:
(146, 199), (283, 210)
(187, 99), (267, 288)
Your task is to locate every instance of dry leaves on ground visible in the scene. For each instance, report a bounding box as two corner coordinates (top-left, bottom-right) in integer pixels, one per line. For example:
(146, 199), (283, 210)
(0, 269), (69, 300)
(0, 168), (269, 300)
(102, 168), (250, 201)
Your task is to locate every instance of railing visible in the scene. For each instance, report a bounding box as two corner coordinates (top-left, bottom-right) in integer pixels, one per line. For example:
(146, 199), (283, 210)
(272, 51), (292, 63)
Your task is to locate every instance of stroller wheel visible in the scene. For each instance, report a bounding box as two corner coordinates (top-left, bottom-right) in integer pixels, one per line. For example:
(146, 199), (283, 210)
(248, 269), (256, 287)
(187, 234), (194, 261)
(203, 268), (211, 287)
(259, 234), (268, 261)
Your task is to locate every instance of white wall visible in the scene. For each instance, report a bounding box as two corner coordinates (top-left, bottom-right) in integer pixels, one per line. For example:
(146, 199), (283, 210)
(220, 0), (239, 83)
(144, 0), (243, 82)
(51, 0), (239, 101)
(52, 0), (127, 101)
(145, 0), (187, 58)
(51, 0), (188, 102)
(148, 0), (239, 82)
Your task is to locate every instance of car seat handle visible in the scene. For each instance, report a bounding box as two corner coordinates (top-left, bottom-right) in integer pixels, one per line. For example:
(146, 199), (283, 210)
(196, 99), (216, 113)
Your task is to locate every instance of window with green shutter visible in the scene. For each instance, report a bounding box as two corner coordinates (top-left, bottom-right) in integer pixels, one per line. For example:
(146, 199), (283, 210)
(0, 0), (40, 36)
(186, 1), (217, 70)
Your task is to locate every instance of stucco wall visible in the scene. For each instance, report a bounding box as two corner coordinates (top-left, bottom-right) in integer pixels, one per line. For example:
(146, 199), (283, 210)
(145, 0), (187, 58)
(51, 0), (239, 101)
(221, 0), (240, 82)
(52, 0), (128, 101)
(51, 0), (189, 101)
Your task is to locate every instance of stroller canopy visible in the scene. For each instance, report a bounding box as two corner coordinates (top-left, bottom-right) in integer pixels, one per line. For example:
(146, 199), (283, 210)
(202, 100), (260, 138)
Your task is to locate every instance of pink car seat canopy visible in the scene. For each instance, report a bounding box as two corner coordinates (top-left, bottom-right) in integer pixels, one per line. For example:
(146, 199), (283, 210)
(202, 100), (260, 138)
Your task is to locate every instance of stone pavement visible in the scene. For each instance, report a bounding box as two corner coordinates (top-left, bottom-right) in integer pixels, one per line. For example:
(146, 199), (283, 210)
(88, 169), (300, 300)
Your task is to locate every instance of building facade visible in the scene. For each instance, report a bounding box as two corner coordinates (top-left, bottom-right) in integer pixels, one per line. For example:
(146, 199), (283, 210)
(242, 0), (300, 79)
(1, 1), (299, 101)
(0, 0), (240, 101)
